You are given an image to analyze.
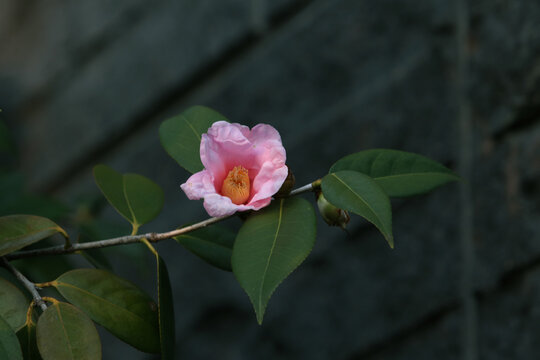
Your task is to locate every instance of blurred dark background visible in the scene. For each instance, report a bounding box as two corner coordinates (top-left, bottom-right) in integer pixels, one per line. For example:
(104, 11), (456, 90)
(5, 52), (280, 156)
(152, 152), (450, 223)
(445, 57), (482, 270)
(1, 0), (539, 359)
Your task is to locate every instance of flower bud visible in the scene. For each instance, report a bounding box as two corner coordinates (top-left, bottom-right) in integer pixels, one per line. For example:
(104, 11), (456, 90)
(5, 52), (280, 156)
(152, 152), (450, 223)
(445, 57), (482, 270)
(274, 167), (295, 198)
(316, 192), (350, 230)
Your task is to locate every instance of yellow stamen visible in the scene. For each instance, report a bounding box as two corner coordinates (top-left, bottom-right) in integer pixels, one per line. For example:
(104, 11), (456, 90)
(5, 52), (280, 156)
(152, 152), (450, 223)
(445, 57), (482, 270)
(221, 166), (250, 205)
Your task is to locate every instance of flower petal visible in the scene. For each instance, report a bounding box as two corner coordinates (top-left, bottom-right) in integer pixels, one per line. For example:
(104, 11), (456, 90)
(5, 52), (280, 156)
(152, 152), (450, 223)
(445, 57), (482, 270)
(206, 121), (251, 145)
(182, 121), (288, 217)
(246, 197), (272, 211)
(249, 162), (289, 204)
(249, 123), (283, 146)
(180, 170), (215, 200)
(201, 122), (257, 186)
(203, 193), (243, 217)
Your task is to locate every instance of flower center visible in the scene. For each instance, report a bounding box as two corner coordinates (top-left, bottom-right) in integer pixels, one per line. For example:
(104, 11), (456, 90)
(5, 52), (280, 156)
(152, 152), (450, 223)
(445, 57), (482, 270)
(221, 166), (250, 205)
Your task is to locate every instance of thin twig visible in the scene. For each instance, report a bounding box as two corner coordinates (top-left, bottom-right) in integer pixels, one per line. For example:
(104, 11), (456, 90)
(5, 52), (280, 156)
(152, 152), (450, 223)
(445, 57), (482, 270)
(5, 182), (317, 260)
(5, 215), (228, 260)
(289, 183), (313, 196)
(1, 257), (47, 311)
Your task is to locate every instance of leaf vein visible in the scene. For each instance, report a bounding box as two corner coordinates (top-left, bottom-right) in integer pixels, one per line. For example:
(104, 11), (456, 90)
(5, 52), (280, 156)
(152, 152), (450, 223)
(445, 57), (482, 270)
(374, 172), (457, 181)
(331, 174), (384, 232)
(57, 283), (151, 326)
(184, 118), (201, 141)
(257, 199), (284, 317)
(55, 305), (74, 360)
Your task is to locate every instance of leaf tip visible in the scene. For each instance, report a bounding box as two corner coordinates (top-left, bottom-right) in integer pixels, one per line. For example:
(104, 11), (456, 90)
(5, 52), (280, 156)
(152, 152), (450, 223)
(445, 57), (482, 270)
(386, 234), (394, 249)
(256, 312), (264, 325)
(92, 163), (107, 176)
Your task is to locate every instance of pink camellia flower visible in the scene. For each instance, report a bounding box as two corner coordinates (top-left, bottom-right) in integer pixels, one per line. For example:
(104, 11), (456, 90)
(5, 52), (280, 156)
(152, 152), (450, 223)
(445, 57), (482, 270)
(180, 121), (288, 217)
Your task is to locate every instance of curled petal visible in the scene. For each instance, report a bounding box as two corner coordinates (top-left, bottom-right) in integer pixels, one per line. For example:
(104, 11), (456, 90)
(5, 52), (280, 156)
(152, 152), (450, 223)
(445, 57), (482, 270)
(206, 121), (251, 145)
(203, 194), (246, 217)
(250, 162), (289, 204)
(180, 170), (215, 200)
(250, 123), (283, 147)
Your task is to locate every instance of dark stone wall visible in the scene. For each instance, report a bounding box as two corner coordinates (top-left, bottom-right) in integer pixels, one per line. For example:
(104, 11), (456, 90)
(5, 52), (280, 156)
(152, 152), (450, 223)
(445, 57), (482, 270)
(1, 0), (539, 359)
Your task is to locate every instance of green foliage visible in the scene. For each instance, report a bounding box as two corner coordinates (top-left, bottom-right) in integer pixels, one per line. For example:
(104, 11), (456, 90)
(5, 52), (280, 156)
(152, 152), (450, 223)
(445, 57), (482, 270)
(0, 105), (462, 358)
(36, 302), (101, 360)
(0, 277), (29, 332)
(232, 198), (317, 324)
(0, 314), (23, 360)
(17, 323), (41, 360)
(52, 269), (160, 353)
(322, 171), (393, 248)
(175, 225), (235, 271)
(157, 256), (175, 359)
(0, 215), (68, 256)
(93, 165), (164, 231)
(159, 105), (227, 173)
(330, 149), (459, 197)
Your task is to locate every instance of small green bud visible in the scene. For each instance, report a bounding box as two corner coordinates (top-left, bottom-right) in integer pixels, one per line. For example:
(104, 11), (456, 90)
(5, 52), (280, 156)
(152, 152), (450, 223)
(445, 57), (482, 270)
(316, 192), (350, 230)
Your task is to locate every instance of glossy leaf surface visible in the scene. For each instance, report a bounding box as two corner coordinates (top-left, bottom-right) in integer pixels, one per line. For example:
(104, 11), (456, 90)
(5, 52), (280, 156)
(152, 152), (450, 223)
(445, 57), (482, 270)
(232, 198), (316, 324)
(36, 302), (101, 360)
(330, 149), (459, 197)
(53, 269), (160, 353)
(322, 171), (393, 247)
(93, 165), (164, 229)
(0, 215), (68, 256)
(17, 323), (41, 360)
(0, 315), (22, 360)
(159, 106), (227, 173)
(175, 225), (235, 271)
(0, 277), (28, 331)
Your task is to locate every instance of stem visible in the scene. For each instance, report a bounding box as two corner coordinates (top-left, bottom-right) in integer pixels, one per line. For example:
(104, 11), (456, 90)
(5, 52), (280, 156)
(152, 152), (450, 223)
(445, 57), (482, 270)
(26, 301), (36, 326)
(4, 182), (317, 261)
(140, 238), (159, 258)
(41, 297), (59, 305)
(289, 183), (314, 196)
(1, 257), (47, 311)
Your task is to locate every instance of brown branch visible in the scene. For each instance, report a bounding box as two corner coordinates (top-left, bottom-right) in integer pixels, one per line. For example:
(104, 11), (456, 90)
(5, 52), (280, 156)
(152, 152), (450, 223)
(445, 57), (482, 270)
(4, 182), (317, 260)
(1, 257), (47, 311)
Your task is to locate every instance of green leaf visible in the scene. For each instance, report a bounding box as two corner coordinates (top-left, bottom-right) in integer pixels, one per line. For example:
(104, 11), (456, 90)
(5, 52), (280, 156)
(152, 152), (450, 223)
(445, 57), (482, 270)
(17, 323), (42, 360)
(232, 198), (316, 324)
(52, 269), (160, 353)
(0, 215), (68, 256)
(93, 165), (164, 229)
(93, 165), (130, 221)
(0, 315), (23, 360)
(322, 171), (393, 247)
(0, 277), (29, 332)
(36, 302), (101, 360)
(123, 174), (164, 226)
(175, 225), (235, 271)
(0, 268), (26, 294)
(330, 149), (459, 197)
(157, 257), (175, 360)
(159, 105), (227, 173)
